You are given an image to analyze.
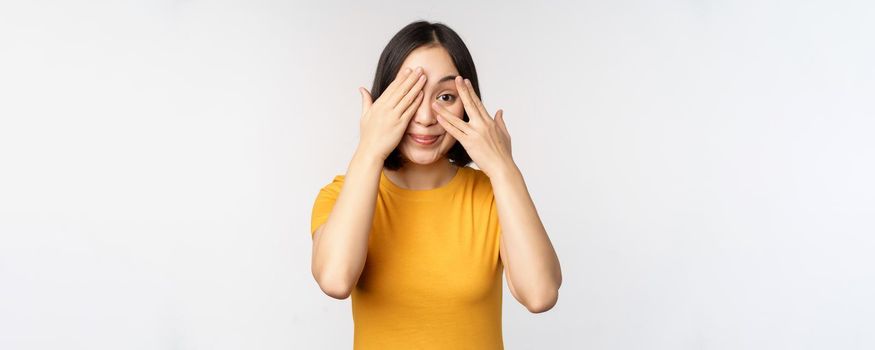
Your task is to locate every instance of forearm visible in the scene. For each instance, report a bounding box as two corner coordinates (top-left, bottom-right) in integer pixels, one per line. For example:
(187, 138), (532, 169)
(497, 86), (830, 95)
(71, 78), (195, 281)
(312, 148), (382, 296)
(491, 165), (562, 303)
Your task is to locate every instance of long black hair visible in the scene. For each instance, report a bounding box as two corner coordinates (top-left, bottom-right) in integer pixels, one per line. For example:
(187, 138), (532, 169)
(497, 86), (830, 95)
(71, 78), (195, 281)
(370, 20), (480, 170)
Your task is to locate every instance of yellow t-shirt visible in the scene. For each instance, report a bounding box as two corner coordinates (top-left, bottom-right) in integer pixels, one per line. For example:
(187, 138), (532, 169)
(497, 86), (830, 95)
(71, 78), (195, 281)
(310, 165), (504, 349)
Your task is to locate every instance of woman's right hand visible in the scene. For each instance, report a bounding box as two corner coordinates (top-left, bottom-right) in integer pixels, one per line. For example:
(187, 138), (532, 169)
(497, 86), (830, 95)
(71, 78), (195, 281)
(357, 66), (427, 161)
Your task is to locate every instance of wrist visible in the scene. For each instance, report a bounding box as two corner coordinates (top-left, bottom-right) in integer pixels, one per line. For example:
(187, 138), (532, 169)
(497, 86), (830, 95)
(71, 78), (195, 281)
(487, 162), (521, 183)
(352, 147), (385, 168)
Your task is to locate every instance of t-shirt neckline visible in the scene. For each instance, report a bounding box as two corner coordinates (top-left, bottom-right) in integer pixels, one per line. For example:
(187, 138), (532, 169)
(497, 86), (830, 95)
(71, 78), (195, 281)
(380, 166), (467, 198)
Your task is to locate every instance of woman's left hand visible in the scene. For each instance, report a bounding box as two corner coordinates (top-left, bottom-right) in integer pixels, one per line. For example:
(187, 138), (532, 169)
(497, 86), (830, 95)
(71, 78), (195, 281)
(432, 76), (515, 179)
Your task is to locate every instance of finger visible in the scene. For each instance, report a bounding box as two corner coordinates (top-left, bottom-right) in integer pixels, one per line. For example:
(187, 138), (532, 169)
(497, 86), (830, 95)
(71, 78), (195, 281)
(400, 91), (424, 121)
(465, 78), (493, 123)
(381, 67), (413, 104)
(455, 76), (484, 126)
(387, 66), (424, 107)
(359, 87), (373, 115)
(496, 109), (510, 139)
(432, 101), (474, 136)
(496, 109), (512, 153)
(435, 111), (466, 142)
(394, 72), (427, 112)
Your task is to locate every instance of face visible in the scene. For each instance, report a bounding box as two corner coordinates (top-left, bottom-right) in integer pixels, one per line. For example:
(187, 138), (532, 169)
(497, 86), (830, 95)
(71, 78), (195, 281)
(395, 45), (465, 166)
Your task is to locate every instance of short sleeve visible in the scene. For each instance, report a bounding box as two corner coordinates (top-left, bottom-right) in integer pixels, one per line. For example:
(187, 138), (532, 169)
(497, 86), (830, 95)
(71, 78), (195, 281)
(310, 175), (345, 238)
(486, 190), (503, 266)
(487, 194), (502, 240)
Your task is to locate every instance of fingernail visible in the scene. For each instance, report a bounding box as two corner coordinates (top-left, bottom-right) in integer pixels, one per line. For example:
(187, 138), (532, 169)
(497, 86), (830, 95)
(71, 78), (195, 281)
(405, 67), (412, 73)
(465, 78), (471, 85)
(416, 66), (423, 73)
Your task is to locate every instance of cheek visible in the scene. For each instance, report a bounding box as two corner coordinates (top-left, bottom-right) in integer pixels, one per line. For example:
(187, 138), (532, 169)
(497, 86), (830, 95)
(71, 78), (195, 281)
(449, 104), (465, 118)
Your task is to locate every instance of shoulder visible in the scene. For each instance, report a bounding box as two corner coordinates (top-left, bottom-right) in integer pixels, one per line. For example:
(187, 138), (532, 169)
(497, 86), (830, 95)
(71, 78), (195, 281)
(328, 174), (345, 184)
(467, 166), (492, 184)
(465, 167), (496, 197)
(317, 174), (346, 195)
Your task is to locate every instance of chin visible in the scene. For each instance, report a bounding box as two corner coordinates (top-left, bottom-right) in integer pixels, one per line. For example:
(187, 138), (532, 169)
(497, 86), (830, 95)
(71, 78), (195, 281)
(403, 154), (442, 165)
(400, 148), (447, 166)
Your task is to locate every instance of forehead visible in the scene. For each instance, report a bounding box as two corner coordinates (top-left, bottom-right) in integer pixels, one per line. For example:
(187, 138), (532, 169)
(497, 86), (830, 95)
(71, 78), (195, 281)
(399, 45), (459, 83)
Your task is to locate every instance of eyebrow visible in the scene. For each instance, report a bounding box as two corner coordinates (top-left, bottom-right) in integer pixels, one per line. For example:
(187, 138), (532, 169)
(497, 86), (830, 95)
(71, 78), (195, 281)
(435, 75), (458, 84)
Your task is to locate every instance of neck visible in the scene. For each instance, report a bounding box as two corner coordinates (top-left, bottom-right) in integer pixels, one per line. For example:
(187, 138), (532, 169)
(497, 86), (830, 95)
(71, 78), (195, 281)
(384, 158), (459, 190)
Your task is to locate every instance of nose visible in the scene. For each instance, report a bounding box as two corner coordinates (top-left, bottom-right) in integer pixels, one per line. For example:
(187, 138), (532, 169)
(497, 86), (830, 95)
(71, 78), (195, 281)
(412, 94), (437, 127)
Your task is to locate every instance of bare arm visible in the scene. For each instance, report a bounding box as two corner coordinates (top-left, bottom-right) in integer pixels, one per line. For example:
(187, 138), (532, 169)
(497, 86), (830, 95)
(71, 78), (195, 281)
(493, 165), (562, 313)
(311, 149), (383, 299)
(310, 66), (426, 299)
(432, 76), (561, 313)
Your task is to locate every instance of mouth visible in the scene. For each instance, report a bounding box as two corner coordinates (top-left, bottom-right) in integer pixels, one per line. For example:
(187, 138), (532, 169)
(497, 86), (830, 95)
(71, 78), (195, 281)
(408, 133), (442, 146)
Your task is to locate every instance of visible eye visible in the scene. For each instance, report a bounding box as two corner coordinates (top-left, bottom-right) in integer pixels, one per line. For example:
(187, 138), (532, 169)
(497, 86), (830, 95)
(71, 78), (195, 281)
(437, 93), (456, 103)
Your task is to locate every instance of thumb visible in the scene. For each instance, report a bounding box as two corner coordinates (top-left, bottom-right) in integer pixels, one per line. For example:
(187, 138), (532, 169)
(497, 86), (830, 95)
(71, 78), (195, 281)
(496, 109), (510, 138)
(359, 87), (373, 114)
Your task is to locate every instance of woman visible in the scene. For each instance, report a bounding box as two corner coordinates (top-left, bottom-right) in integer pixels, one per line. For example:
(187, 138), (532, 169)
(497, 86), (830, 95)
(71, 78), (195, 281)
(309, 20), (562, 349)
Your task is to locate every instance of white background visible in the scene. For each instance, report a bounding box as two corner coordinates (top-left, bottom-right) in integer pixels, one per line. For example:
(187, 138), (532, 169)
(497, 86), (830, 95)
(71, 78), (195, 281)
(1, 1), (874, 349)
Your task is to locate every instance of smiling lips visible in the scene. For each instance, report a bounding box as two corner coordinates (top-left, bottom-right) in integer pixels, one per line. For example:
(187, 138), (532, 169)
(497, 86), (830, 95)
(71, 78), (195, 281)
(409, 133), (440, 145)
